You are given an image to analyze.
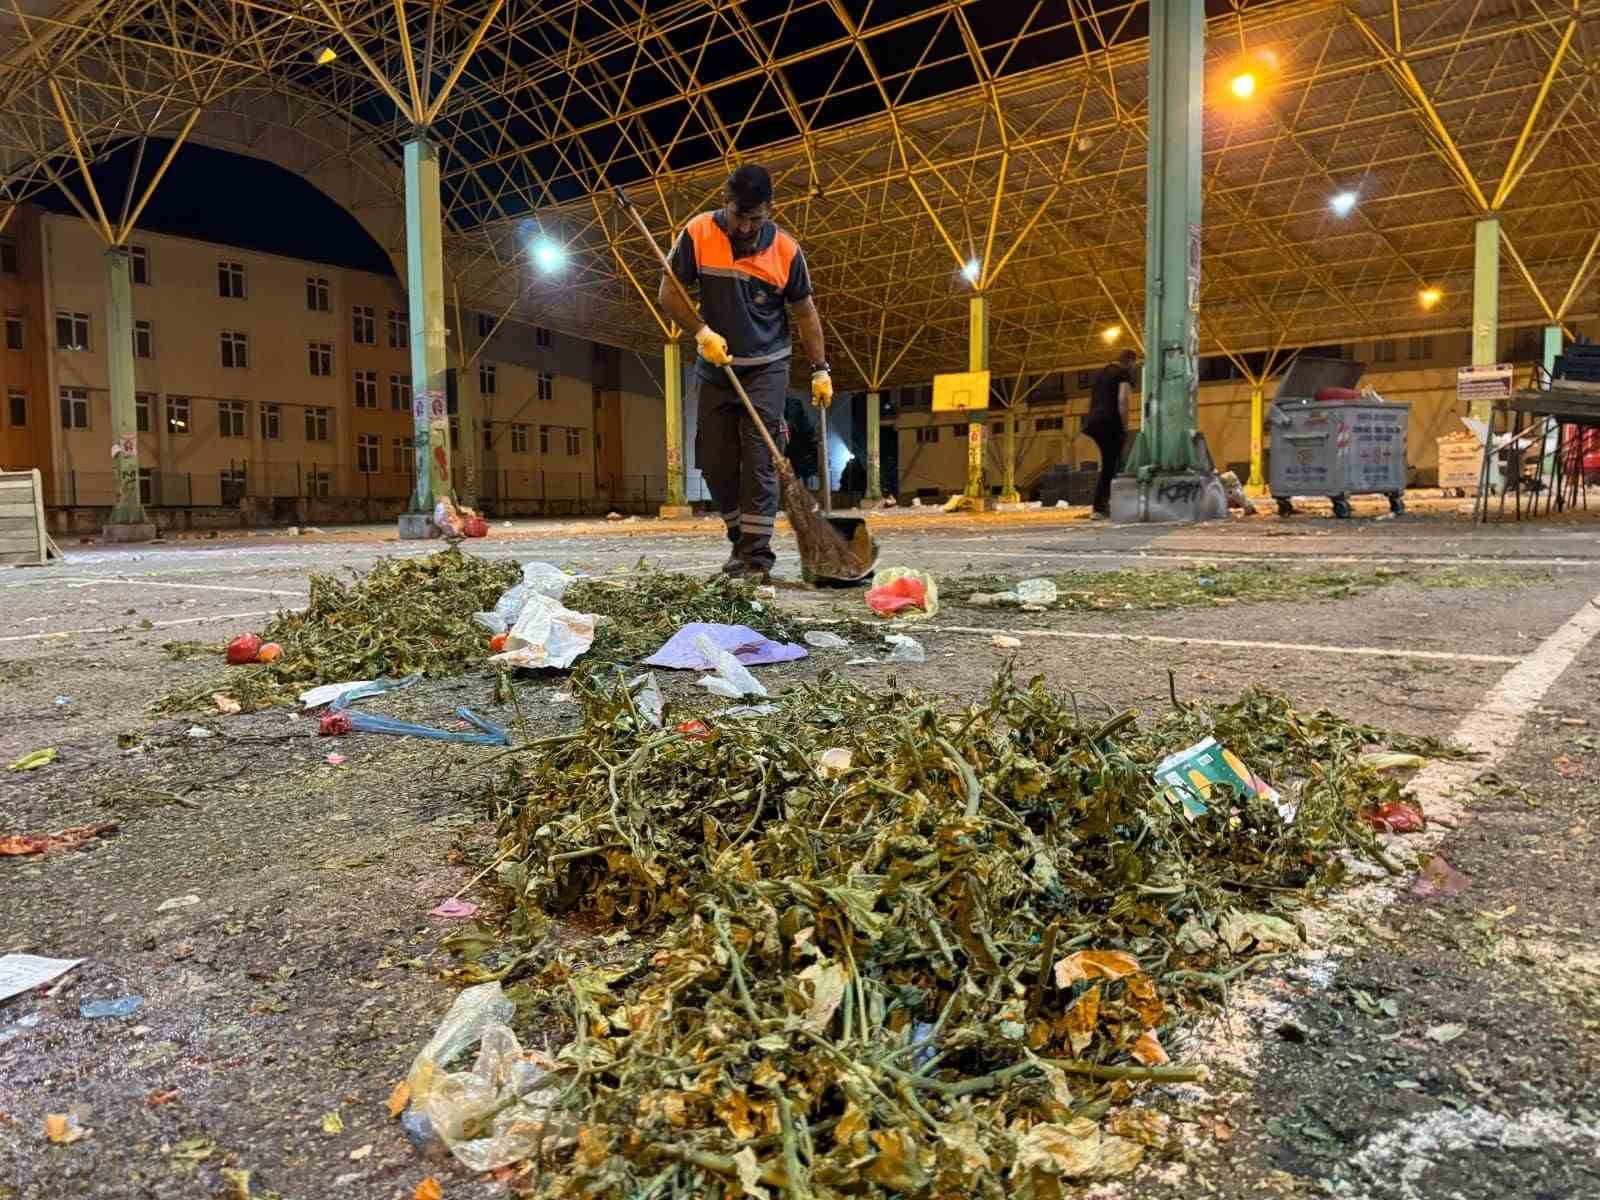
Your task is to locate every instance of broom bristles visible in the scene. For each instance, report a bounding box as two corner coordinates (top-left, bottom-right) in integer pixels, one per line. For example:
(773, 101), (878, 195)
(777, 460), (873, 581)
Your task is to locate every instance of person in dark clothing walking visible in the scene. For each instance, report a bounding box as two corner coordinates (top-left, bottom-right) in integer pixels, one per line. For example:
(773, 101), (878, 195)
(1084, 349), (1137, 517)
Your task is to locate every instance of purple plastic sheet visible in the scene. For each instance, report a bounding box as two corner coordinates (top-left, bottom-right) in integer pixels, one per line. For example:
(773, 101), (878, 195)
(642, 623), (808, 670)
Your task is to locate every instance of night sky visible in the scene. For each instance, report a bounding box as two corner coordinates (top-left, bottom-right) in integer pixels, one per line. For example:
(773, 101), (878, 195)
(32, 139), (395, 276)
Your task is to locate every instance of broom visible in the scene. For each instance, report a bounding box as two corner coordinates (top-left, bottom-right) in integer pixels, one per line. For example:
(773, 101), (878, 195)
(613, 188), (875, 584)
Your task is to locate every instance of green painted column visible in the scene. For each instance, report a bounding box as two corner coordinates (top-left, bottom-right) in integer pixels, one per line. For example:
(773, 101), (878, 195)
(457, 362), (480, 509)
(1000, 404), (1019, 503)
(1543, 325), (1562, 375)
(662, 340), (687, 513)
(865, 389), (882, 501)
(405, 137), (452, 513)
(965, 293), (988, 499)
(1470, 216), (1500, 421)
(105, 247), (145, 526)
(1124, 0), (1204, 476)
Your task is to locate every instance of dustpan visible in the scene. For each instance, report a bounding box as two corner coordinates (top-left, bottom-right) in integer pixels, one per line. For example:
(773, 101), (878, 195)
(806, 404), (878, 587)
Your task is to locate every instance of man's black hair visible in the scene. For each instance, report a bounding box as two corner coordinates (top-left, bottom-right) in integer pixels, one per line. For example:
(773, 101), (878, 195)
(1117, 349), (1137, 366)
(726, 164), (773, 213)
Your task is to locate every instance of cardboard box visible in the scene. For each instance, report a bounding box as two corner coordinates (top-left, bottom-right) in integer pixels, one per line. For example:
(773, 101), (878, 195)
(1437, 437), (1485, 491)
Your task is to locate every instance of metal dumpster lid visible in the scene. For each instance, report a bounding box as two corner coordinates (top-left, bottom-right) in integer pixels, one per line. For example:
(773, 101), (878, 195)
(1274, 355), (1365, 399)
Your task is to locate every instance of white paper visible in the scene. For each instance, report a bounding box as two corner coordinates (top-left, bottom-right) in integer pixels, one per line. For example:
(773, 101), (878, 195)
(0, 954), (83, 1003)
(299, 680), (375, 710)
(489, 592), (597, 670)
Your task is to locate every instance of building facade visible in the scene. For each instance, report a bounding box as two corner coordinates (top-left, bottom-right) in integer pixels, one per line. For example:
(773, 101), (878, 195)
(0, 205), (673, 520)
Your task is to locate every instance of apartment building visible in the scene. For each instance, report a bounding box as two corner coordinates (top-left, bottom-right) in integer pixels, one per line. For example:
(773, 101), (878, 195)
(0, 205), (672, 516)
(888, 329), (1577, 498)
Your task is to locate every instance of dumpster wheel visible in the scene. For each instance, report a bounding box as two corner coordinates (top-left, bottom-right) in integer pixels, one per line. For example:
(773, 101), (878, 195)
(1331, 495), (1353, 519)
(1387, 491), (1405, 516)
(1274, 496), (1295, 517)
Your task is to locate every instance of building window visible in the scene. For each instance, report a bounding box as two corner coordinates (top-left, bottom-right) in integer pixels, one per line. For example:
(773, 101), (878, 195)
(535, 325), (552, 348)
(167, 396), (190, 434)
(305, 406), (330, 441)
(479, 361), (496, 394)
(1373, 339), (1396, 363)
(4, 314), (21, 350)
(309, 341), (333, 376)
(565, 427), (580, 456)
(538, 425), (549, 454)
(307, 468), (331, 499)
(352, 305), (376, 345)
(387, 309), (408, 349)
(448, 419), (458, 450)
(0, 240), (16, 274)
(219, 399), (246, 438)
(59, 386), (89, 430)
(510, 423), (529, 453)
(477, 312), (493, 339)
(1035, 416), (1065, 432)
(221, 330), (248, 369)
(390, 373), (412, 411)
(1408, 335), (1433, 360)
(218, 260), (246, 299)
(138, 468), (152, 506)
(133, 319), (153, 359)
(306, 276), (329, 312)
(354, 369), (377, 408)
(56, 310), (90, 351)
(260, 402), (280, 441)
(357, 432), (381, 474)
(129, 245), (149, 285)
(8, 388), (27, 428)
(537, 371), (553, 401)
(221, 468), (247, 505)
(915, 426), (940, 444)
(135, 393), (152, 433)
(482, 425), (494, 451)
(394, 436), (414, 473)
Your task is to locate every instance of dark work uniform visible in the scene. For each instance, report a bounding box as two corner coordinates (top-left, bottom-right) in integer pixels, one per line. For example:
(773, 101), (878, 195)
(669, 210), (813, 572)
(1085, 361), (1134, 514)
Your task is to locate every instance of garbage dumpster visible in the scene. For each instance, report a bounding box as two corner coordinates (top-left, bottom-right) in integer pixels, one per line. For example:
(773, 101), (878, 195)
(1268, 356), (1409, 518)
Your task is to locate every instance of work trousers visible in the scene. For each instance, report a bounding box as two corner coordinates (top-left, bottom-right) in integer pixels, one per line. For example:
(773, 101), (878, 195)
(1087, 419), (1125, 515)
(695, 360), (789, 571)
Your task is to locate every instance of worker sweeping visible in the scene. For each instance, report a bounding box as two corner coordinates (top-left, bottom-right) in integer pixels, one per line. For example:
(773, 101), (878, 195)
(658, 164), (833, 581)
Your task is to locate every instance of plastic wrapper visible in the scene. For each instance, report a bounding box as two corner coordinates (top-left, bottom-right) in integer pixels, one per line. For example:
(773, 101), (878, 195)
(694, 633), (768, 699)
(627, 672), (664, 728)
(330, 676), (509, 746)
(488, 593), (597, 670)
(865, 567), (939, 619)
(803, 630), (849, 649)
(885, 633), (925, 663)
(1015, 578), (1059, 606)
(476, 562), (576, 635)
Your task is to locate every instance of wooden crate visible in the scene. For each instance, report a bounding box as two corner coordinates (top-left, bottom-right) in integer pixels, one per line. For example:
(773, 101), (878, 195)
(1436, 438), (1485, 491)
(0, 469), (61, 566)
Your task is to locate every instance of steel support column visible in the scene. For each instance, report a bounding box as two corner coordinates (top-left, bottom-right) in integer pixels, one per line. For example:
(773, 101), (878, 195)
(1247, 381), (1265, 493)
(1000, 405), (1020, 503)
(1471, 217), (1500, 420)
(405, 137), (451, 518)
(965, 293), (988, 499)
(457, 363), (480, 509)
(661, 340), (689, 515)
(865, 389), (882, 501)
(105, 247), (145, 526)
(1124, 0), (1204, 477)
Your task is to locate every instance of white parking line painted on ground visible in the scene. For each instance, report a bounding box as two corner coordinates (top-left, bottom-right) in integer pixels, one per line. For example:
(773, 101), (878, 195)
(912, 548), (1599, 569)
(0, 609), (280, 644)
(60, 578), (309, 598)
(1409, 591), (1600, 805)
(931, 623), (1522, 665)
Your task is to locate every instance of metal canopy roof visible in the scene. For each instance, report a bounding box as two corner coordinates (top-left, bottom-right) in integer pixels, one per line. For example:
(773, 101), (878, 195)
(4, 0), (1599, 388)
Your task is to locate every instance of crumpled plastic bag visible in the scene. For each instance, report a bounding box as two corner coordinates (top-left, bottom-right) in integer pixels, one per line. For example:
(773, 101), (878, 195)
(803, 630), (849, 649)
(404, 983), (573, 1172)
(885, 633), (925, 663)
(433, 497), (467, 538)
(694, 633), (768, 699)
(865, 567), (938, 620)
(627, 672), (664, 727)
(475, 563), (576, 635)
(1015, 578), (1058, 606)
(488, 593), (597, 670)
(643, 623), (805, 670)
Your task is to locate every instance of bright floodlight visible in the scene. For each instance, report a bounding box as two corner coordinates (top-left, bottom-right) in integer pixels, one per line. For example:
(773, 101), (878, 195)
(962, 258), (981, 283)
(1101, 325), (1122, 344)
(1330, 191), (1357, 217)
(1418, 286), (1442, 309)
(1230, 72), (1257, 100)
(532, 238), (567, 273)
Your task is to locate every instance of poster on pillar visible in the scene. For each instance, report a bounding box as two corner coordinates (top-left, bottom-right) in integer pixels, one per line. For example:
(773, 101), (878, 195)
(111, 433), (136, 459)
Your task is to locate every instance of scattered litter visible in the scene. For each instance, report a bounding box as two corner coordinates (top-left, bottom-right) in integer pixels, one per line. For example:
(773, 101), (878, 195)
(488, 593), (597, 671)
(1412, 853), (1471, 898)
(80, 996), (144, 1020)
(0, 1012), (42, 1045)
(52, 695), (71, 707)
(0, 823), (118, 857)
(211, 693), (241, 715)
(865, 566), (938, 618)
(1153, 737), (1293, 823)
(564, 570), (802, 664)
(156, 894), (202, 912)
(318, 712), (354, 737)
(349, 1143), (374, 1161)
(300, 681), (377, 710)
(326, 677), (510, 746)
(884, 633), (925, 662)
(43, 1113), (90, 1144)
(694, 633), (768, 699)
(185, 727), (213, 739)
(8, 747), (58, 772)
(845, 656), (878, 666)
(1016, 577), (1059, 605)
(991, 634), (1022, 649)
(428, 899), (479, 920)
(724, 703), (779, 718)
(606, 510), (624, 521)
(225, 633), (263, 665)
(415, 1179), (443, 1200)
(476, 562), (575, 635)
(0, 954), (83, 1002)
(1363, 801), (1424, 833)
(674, 719), (711, 740)
(1425, 1022), (1467, 1043)
(1360, 750), (1428, 772)
(644, 622), (806, 671)
(324, 753), (347, 766)
(321, 1111), (345, 1135)
(803, 630), (849, 649)
(626, 673), (664, 728)
(816, 747), (853, 777)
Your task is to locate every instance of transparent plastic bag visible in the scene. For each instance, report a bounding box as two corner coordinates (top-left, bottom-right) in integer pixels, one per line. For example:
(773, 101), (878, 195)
(489, 593), (597, 670)
(694, 633), (767, 698)
(804, 630), (849, 649)
(1016, 578), (1059, 606)
(885, 634), (925, 663)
